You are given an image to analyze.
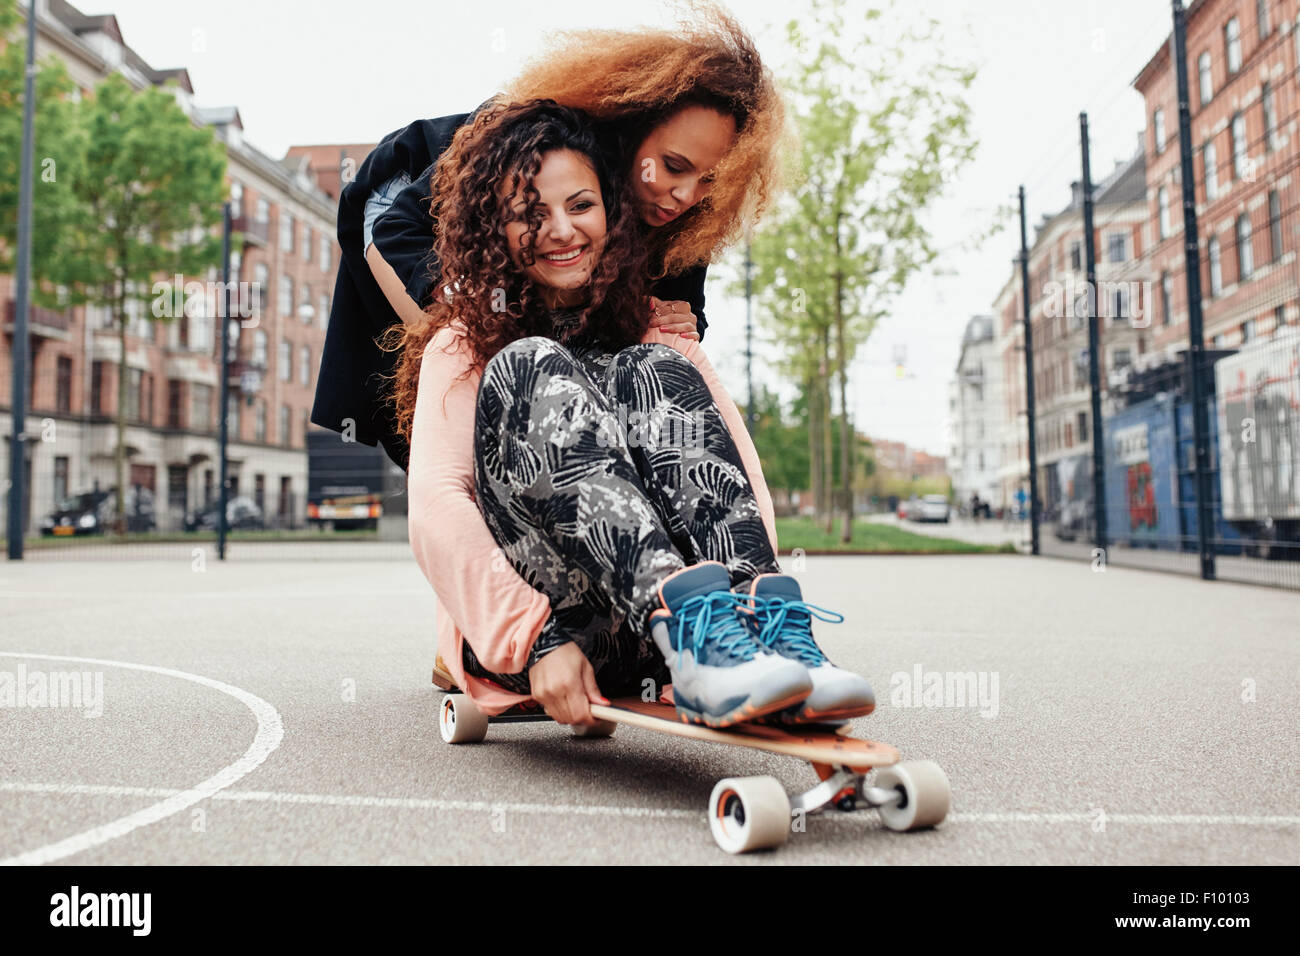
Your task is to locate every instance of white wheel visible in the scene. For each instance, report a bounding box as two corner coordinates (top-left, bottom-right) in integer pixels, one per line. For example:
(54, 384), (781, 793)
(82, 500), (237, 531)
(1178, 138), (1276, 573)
(439, 694), (488, 744)
(571, 719), (617, 738)
(709, 776), (791, 854)
(874, 760), (950, 831)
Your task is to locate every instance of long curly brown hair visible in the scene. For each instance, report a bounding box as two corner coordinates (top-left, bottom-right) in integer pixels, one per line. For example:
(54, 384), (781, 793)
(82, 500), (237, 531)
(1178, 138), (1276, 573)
(383, 100), (651, 446)
(507, 0), (787, 278)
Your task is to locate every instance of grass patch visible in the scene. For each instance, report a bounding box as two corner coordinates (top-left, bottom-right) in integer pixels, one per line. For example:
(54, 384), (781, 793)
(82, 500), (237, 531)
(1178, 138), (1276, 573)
(774, 516), (1017, 554)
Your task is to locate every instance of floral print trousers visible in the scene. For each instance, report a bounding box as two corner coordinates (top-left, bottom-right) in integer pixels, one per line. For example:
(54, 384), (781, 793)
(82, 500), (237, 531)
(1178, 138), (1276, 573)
(463, 335), (780, 697)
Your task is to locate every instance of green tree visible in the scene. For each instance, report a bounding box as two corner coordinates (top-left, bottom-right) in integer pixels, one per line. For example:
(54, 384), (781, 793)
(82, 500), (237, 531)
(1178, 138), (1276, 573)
(0, 2), (85, 296)
(59, 72), (227, 530)
(740, 0), (984, 542)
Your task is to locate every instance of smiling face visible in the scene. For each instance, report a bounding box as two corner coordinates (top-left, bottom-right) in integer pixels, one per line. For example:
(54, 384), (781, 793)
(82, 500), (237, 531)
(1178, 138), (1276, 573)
(501, 148), (607, 308)
(631, 104), (737, 227)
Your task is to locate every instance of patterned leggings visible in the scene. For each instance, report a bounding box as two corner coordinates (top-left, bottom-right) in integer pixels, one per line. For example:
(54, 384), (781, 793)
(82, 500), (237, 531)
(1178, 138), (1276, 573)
(465, 335), (781, 697)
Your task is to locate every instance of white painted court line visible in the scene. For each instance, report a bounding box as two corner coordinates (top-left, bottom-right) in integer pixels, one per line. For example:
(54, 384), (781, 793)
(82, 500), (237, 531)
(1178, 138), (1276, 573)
(2, 782), (1296, 827)
(0, 653), (283, 866)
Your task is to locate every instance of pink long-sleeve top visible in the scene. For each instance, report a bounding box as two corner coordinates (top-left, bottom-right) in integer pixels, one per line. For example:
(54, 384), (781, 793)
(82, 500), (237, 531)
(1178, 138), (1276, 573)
(407, 323), (779, 715)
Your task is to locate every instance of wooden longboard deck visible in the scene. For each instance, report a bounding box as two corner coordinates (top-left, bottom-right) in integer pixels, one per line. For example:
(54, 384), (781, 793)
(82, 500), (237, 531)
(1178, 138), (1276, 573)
(589, 698), (898, 769)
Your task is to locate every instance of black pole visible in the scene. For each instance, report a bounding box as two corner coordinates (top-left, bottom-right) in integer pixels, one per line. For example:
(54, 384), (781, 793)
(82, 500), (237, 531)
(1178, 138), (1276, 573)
(217, 202), (232, 560)
(6, 0), (37, 561)
(1171, 0), (1216, 580)
(1080, 112), (1108, 555)
(1017, 186), (1041, 555)
(745, 241), (755, 435)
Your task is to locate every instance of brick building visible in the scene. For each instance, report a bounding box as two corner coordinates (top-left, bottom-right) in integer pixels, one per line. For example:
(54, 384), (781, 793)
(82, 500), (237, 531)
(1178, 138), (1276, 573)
(1134, 0), (1300, 352)
(991, 151), (1151, 512)
(1, 0), (363, 534)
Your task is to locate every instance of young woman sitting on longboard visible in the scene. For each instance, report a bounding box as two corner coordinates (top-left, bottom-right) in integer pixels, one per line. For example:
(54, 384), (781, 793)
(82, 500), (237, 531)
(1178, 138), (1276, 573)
(385, 99), (875, 731)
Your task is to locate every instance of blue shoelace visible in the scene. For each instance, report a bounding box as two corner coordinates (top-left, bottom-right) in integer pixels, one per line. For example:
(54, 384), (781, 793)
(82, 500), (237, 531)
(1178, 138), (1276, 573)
(753, 596), (844, 667)
(671, 591), (762, 665)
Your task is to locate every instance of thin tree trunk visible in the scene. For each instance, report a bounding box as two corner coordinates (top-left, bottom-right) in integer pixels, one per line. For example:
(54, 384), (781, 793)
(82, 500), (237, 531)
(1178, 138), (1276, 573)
(114, 297), (127, 534)
(834, 223), (853, 543)
(807, 371), (821, 523)
(820, 327), (833, 535)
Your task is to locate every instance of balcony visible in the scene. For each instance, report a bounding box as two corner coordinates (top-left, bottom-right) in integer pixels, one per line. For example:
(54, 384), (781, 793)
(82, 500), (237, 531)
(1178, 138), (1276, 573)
(231, 214), (270, 247)
(5, 299), (72, 341)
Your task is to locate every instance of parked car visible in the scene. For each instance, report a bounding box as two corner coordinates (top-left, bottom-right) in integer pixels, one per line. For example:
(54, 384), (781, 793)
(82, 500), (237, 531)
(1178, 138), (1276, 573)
(916, 494), (951, 523)
(898, 495), (920, 520)
(184, 496), (264, 532)
(39, 487), (155, 536)
(40, 491), (109, 536)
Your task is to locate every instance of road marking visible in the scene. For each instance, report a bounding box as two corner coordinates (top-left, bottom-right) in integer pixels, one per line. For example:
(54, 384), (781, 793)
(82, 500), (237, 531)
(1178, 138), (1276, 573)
(2, 782), (1296, 827)
(0, 653), (283, 866)
(0, 782), (698, 820)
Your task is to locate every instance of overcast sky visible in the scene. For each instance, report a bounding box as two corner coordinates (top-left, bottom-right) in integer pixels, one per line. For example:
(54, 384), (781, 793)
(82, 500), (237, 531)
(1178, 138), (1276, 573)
(86, 0), (1174, 455)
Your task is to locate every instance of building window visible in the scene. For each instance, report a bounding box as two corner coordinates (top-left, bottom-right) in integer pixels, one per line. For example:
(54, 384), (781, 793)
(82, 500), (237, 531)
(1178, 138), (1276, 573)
(125, 368), (142, 422)
(252, 329), (268, 368)
(230, 181), (244, 216)
(1275, 304), (1287, 328)
(303, 224), (312, 262)
(278, 276), (293, 318)
(280, 211), (294, 252)
(319, 236), (330, 272)
(1161, 271), (1172, 326)
(300, 282), (312, 324)
(1158, 187), (1170, 239)
(1225, 18), (1241, 74)
(1263, 82), (1277, 151)
(1257, 0), (1270, 38)
(279, 340), (292, 382)
(1110, 286), (1128, 323)
(54, 456), (69, 506)
(1209, 235), (1222, 296)
(1153, 108), (1166, 154)
(254, 262), (269, 320)
(1069, 241), (1081, 272)
(1113, 348), (1132, 373)
(255, 197), (269, 224)
(1242, 318), (1256, 343)
(280, 404), (292, 447)
(1269, 188), (1282, 261)
(255, 400), (267, 443)
(1237, 214), (1253, 281)
(299, 344), (310, 386)
(1077, 411), (1088, 444)
(1231, 112), (1247, 180)
(1198, 51), (1213, 107)
(1107, 233), (1127, 263)
(319, 294), (329, 330)
(226, 393), (241, 439)
(1204, 141), (1219, 200)
(192, 383), (213, 431)
(56, 355), (72, 414)
(167, 379), (183, 428)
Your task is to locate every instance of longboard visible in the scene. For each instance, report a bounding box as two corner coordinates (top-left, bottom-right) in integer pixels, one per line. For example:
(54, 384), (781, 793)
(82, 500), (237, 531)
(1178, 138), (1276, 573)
(587, 698), (899, 769)
(435, 682), (950, 853)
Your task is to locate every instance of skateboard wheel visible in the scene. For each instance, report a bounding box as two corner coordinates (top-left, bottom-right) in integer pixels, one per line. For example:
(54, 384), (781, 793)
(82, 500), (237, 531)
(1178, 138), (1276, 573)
(570, 719), (617, 738)
(874, 760), (950, 831)
(708, 776), (791, 854)
(439, 694), (488, 744)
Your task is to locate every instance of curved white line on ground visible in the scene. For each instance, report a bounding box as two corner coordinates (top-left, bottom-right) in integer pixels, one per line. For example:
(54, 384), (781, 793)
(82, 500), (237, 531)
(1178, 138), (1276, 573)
(0, 652), (283, 866)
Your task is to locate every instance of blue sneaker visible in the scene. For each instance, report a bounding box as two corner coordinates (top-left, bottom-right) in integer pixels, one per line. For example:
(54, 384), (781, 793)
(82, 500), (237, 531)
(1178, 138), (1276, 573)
(740, 574), (876, 723)
(648, 562), (812, 728)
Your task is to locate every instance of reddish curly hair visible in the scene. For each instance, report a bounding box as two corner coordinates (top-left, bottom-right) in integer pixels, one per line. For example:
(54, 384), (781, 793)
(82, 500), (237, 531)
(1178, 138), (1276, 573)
(382, 99), (651, 446)
(506, 0), (787, 278)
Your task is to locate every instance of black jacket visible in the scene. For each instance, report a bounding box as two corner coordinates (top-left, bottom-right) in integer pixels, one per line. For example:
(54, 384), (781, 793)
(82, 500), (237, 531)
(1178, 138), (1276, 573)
(310, 113), (709, 472)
